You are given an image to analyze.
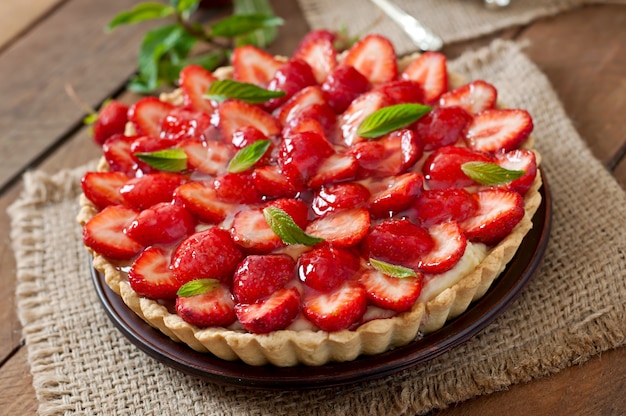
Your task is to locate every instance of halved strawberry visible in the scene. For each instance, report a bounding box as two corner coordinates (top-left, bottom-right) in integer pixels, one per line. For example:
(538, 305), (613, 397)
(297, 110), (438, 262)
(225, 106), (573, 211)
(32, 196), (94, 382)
(459, 189), (525, 245)
(119, 172), (187, 211)
(494, 149), (537, 195)
(82, 205), (143, 260)
(177, 138), (234, 176)
(342, 34), (397, 85)
(130, 134), (177, 154)
(274, 85), (326, 125)
(213, 172), (262, 204)
(232, 254), (296, 304)
(81, 171), (128, 209)
(349, 128), (422, 177)
(307, 153), (359, 189)
(266, 198), (310, 230)
(422, 146), (492, 189)
(125, 202), (196, 246)
(311, 182), (371, 217)
(367, 172), (424, 218)
(297, 245), (360, 291)
(412, 188), (479, 228)
(363, 219), (434, 267)
(235, 287), (301, 334)
(230, 208), (282, 253)
(160, 107), (214, 142)
(465, 109), (533, 153)
(439, 80), (497, 115)
(251, 165), (300, 199)
(302, 282), (367, 331)
(418, 221), (467, 274)
(293, 34), (337, 84)
(305, 207), (370, 247)
(128, 246), (181, 299)
(321, 64), (371, 114)
(339, 90), (392, 146)
(173, 181), (235, 224)
(282, 116), (326, 138)
(373, 79), (424, 105)
(277, 131), (335, 188)
(175, 283), (237, 328)
(178, 64), (217, 114)
(230, 125), (272, 166)
(286, 102), (337, 140)
(102, 134), (141, 176)
(401, 51), (448, 104)
(231, 45), (284, 86)
(171, 227), (244, 285)
(264, 58), (317, 110)
(293, 29), (337, 56)
(217, 100), (281, 140)
(92, 100), (129, 146)
(414, 106), (473, 151)
(128, 96), (175, 138)
(359, 269), (422, 312)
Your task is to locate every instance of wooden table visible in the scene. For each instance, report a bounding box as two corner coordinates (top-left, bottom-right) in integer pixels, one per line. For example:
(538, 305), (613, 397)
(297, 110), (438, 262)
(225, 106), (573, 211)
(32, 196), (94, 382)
(1, 1), (624, 414)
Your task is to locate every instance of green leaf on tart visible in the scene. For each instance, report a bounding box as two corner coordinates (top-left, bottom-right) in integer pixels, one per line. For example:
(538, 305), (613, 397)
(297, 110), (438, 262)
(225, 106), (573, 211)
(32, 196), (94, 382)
(177, 278), (220, 297)
(205, 79), (286, 104)
(461, 162), (525, 185)
(209, 13), (284, 39)
(135, 148), (188, 172)
(263, 207), (325, 246)
(227, 139), (271, 173)
(232, 0), (280, 48)
(107, 3), (176, 31)
(369, 258), (417, 279)
(357, 103), (431, 139)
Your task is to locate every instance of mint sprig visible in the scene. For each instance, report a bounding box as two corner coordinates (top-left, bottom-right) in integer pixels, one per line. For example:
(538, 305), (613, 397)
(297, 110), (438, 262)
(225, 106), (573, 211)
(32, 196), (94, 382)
(263, 207), (325, 246)
(461, 162), (524, 185)
(177, 278), (220, 297)
(135, 148), (188, 172)
(206, 80), (286, 104)
(357, 103), (431, 139)
(369, 258), (417, 279)
(227, 139), (271, 173)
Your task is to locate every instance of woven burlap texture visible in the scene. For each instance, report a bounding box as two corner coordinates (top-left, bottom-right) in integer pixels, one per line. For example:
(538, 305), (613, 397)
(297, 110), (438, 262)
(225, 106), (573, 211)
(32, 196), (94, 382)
(9, 40), (626, 416)
(297, 0), (623, 55)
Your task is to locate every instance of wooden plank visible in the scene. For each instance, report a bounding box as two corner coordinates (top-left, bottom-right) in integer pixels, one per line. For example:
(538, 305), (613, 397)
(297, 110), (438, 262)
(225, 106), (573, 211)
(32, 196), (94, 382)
(0, 0), (65, 49)
(0, 347), (38, 416)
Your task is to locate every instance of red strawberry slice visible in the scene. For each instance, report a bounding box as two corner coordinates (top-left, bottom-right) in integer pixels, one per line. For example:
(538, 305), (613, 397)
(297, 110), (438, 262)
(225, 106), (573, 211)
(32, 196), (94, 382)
(412, 188), (479, 228)
(277, 131), (335, 188)
(305, 207), (370, 247)
(213, 172), (263, 204)
(251, 165), (300, 199)
(128, 246), (181, 299)
(423, 145), (493, 189)
(274, 85), (326, 125)
(339, 90), (392, 146)
(418, 221), (467, 274)
(92, 100), (129, 146)
(231, 45), (284, 86)
(302, 282), (367, 332)
(494, 149), (537, 195)
(342, 34), (397, 85)
(294, 29), (337, 56)
(359, 269), (422, 312)
(102, 134), (141, 176)
(232, 254), (296, 304)
(178, 64), (217, 114)
(217, 100), (281, 140)
(175, 283), (237, 328)
(282, 116), (326, 138)
(82, 205), (143, 260)
(296, 245), (360, 291)
(439, 80), (497, 115)
(119, 172), (187, 211)
(373, 79), (425, 105)
(173, 181), (235, 224)
(293, 34), (338, 84)
(235, 287), (301, 334)
(81, 171), (128, 209)
(465, 109), (533, 153)
(160, 107), (214, 142)
(266, 198), (310, 230)
(230, 125), (271, 157)
(414, 106), (473, 151)
(230, 207), (282, 253)
(128, 96), (175, 138)
(459, 189), (525, 245)
(307, 153), (359, 189)
(401, 51), (448, 104)
(368, 172), (424, 218)
(125, 202), (196, 246)
(264, 58), (317, 111)
(321, 65), (371, 114)
(177, 138), (234, 176)
(311, 182), (371, 217)
(287, 102), (337, 141)
(363, 218), (434, 267)
(171, 227), (244, 285)
(130, 134), (177, 154)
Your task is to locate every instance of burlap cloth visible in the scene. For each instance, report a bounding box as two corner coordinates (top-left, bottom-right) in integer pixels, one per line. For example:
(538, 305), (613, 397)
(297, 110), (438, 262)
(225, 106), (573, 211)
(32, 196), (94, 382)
(9, 39), (626, 415)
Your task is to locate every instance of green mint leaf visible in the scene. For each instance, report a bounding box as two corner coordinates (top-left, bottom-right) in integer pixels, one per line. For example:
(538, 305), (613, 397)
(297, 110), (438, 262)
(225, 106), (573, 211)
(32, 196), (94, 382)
(461, 162), (525, 185)
(206, 79), (285, 104)
(228, 140), (271, 173)
(177, 278), (220, 297)
(209, 14), (284, 38)
(369, 258), (417, 279)
(107, 3), (175, 31)
(83, 113), (99, 126)
(233, 0), (279, 47)
(357, 103), (431, 139)
(263, 207), (325, 246)
(135, 148), (188, 172)
(172, 0), (201, 15)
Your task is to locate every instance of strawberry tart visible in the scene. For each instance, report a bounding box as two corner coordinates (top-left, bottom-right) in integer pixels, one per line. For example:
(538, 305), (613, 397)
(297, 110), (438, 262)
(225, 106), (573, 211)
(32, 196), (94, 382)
(78, 31), (542, 366)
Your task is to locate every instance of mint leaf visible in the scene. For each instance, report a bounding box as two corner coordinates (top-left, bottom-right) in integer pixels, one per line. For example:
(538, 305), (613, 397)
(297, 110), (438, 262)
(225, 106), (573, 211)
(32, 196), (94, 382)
(461, 162), (524, 185)
(357, 103), (431, 139)
(107, 3), (175, 31)
(209, 14), (284, 38)
(177, 278), (220, 297)
(172, 0), (201, 16)
(263, 207), (325, 246)
(228, 140), (271, 173)
(135, 148), (188, 172)
(369, 258), (417, 279)
(206, 79), (285, 104)
(233, 0), (279, 47)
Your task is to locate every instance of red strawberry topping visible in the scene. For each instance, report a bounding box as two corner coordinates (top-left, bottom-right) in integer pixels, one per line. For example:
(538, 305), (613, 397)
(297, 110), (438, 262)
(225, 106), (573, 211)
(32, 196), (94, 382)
(297, 245), (360, 291)
(439, 80), (497, 115)
(363, 219), (434, 267)
(175, 283), (237, 328)
(92, 100), (129, 146)
(302, 282), (367, 332)
(232, 254), (296, 304)
(423, 146), (492, 189)
(128, 96), (175, 138)
(494, 149), (537, 195)
(321, 65), (371, 114)
(213, 172), (263, 204)
(160, 107), (213, 142)
(235, 287), (301, 334)
(177, 138), (234, 176)
(178, 64), (217, 114)
(128, 246), (181, 299)
(339, 90), (392, 146)
(82, 205), (143, 260)
(274, 85), (326, 126)
(412, 188), (479, 228)
(311, 182), (371, 217)
(81, 171), (128, 209)
(374, 79), (425, 105)
(465, 109), (533, 153)
(367, 172), (424, 218)
(307, 153), (359, 189)
(217, 100), (281, 140)
(173, 181), (235, 224)
(305, 207), (370, 247)
(401, 51), (448, 104)
(264, 58), (317, 111)
(342, 34), (397, 85)
(359, 269), (422, 312)
(119, 172), (187, 211)
(251, 165), (299, 199)
(418, 221), (467, 274)
(230, 208), (282, 253)
(125, 202), (196, 246)
(293, 34), (337, 84)
(102, 134), (142, 176)
(277, 131), (335, 187)
(414, 106), (473, 151)
(231, 45), (283, 86)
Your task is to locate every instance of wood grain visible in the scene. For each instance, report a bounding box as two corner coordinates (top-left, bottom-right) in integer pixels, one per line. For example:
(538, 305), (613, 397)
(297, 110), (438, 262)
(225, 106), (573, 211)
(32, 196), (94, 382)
(0, 348), (38, 416)
(0, 0), (65, 49)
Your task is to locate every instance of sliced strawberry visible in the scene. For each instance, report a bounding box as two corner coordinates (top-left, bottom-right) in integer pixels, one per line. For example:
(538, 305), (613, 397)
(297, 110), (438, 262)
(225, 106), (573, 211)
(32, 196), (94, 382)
(81, 171), (128, 209)
(465, 109), (533, 153)
(293, 34), (337, 84)
(359, 268), (422, 312)
(171, 227), (244, 285)
(367, 172), (424, 218)
(175, 283), (237, 328)
(302, 282), (367, 331)
(439, 80), (497, 115)
(230, 207), (282, 253)
(232, 254), (296, 303)
(125, 202), (196, 246)
(293, 29), (337, 56)
(217, 100), (281, 140)
(412, 188), (479, 228)
(235, 287), (301, 334)
(102, 134), (141, 176)
(274, 85), (326, 125)
(177, 138), (234, 176)
(373, 79), (424, 105)
(213, 172), (262, 204)
(296, 245), (360, 291)
(363, 219), (434, 268)
(414, 106), (473, 151)
(266, 198), (309, 229)
(160, 107), (214, 142)
(282, 116), (326, 138)
(178, 64), (217, 114)
(251, 165), (300, 199)
(311, 182), (370, 217)
(321, 65), (371, 114)
(494, 149), (537, 195)
(423, 145), (492, 189)
(459, 189), (525, 245)
(339, 90), (392, 146)
(401, 51), (448, 104)
(173, 181), (235, 224)
(287, 102), (337, 141)
(231, 45), (283, 86)
(92, 100), (129, 146)
(307, 153), (359, 189)
(230, 125), (272, 165)
(128, 246), (181, 299)
(305, 207), (370, 247)
(277, 131), (335, 188)
(128, 96), (175, 138)
(130, 134), (177, 154)
(349, 128), (422, 177)
(82, 205), (143, 260)
(342, 34), (397, 85)
(419, 221), (467, 274)
(119, 172), (187, 211)
(264, 58), (317, 110)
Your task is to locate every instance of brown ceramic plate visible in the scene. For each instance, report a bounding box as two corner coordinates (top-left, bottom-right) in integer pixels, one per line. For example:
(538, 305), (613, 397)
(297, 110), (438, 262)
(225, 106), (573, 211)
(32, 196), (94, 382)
(91, 173), (551, 391)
